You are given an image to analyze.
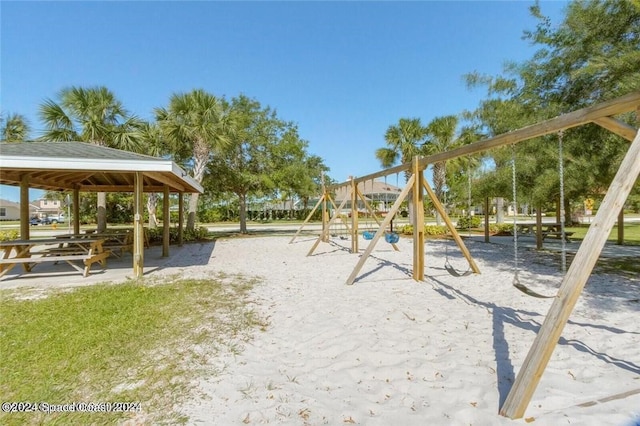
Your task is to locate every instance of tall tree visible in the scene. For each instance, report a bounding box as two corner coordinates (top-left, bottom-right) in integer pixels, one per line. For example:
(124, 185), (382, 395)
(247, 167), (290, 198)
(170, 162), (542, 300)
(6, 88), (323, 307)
(39, 86), (141, 231)
(205, 95), (289, 233)
(1, 113), (31, 142)
(155, 89), (232, 231)
(424, 116), (482, 223)
(375, 118), (427, 182)
(376, 118), (427, 223)
(138, 122), (166, 228)
(465, 0), (640, 220)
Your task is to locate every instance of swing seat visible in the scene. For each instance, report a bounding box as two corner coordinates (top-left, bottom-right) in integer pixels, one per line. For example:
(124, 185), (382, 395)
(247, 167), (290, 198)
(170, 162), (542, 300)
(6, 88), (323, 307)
(385, 232), (399, 244)
(362, 231), (375, 240)
(444, 262), (473, 277)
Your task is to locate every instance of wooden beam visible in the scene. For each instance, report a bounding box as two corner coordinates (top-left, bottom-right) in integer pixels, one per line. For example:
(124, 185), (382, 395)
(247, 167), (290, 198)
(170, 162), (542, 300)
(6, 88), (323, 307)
(73, 187), (80, 235)
(413, 158), (425, 281)
(289, 195), (324, 244)
(178, 193), (184, 246)
(422, 177), (480, 275)
(327, 92), (640, 194)
(617, 208), (624, 245)
(356, 186), (399, 251)
(327, 162), (410, 190)
(592, 117), (638, 141)
(20, 174), (29, 240)
(162, 185), (170, 257)
(417, 91), (640, 169)
(307, 195), (349, 257)
(77, 185), (171, 193)
(147, 171), (186, 192)
(351, 178), (359, 253)
(133, 172), (144, 278)
(500, 128), (640, 419)
(346, 174), (415, 285)
(536, 205), (543, 250)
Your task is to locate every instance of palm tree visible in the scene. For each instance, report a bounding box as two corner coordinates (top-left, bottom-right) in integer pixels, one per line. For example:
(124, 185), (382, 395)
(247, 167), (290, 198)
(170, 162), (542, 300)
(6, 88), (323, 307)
(376, 118), (427, 182)
(376, 118), (427, 223)
(155, 89), (232, 230)
(39, 86), (142, 232)
(424, 116), (482, 224)
(1, 113), (31, 142)
(138, 122), (166, 228)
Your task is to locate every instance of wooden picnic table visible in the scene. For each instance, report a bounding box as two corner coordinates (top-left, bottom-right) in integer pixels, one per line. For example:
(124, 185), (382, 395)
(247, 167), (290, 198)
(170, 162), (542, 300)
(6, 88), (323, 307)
(0, 237), (109, 280)
(516, 223), (574, 242)
(56, 231), (134, 258)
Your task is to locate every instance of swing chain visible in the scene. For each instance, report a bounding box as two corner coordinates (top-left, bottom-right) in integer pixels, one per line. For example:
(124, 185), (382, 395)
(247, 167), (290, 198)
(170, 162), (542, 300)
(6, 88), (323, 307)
(511, 145), (519, 284)
(558, 130), (567, 273)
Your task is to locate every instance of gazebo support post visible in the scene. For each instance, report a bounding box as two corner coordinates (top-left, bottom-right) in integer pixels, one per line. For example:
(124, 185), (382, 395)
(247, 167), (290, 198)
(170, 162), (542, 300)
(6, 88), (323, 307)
(20, 175), (29, 240)
(73, 187), (81, 235)
(178, 193), (184, 246)
(162, 184), (170, 257)
(133, 172), (144, 278)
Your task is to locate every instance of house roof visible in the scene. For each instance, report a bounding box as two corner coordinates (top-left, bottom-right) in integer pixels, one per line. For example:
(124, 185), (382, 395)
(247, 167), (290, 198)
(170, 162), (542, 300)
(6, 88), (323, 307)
(333, 179), (403, 201)
(0, 141), (203, 193)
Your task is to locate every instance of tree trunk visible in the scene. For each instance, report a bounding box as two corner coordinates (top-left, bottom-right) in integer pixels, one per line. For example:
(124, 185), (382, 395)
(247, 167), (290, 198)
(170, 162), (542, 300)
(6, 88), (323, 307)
(147, 193), (158, 229)
(187, 141), (210, 231)
(187, 193), (199, 231)
(239, 193), (248, 233)
(97, 192), (107, 232)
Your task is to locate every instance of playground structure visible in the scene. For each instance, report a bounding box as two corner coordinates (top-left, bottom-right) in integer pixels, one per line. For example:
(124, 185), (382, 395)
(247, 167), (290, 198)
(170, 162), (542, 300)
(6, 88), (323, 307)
(292, 91), (640, 419)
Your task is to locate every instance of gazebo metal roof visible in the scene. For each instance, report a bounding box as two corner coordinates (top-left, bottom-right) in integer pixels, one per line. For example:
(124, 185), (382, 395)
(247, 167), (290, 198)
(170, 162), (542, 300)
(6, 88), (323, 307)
(0, 141), (202, 194)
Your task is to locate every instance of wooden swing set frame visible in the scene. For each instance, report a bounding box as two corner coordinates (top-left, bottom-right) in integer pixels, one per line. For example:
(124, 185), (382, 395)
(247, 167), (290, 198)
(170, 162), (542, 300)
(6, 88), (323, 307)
(291, 91), (640, 419)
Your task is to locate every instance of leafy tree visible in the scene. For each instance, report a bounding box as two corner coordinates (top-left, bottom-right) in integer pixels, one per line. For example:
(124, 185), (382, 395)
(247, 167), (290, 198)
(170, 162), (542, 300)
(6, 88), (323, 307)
(205, 95), (322, 233)
(465, 0), (640, 220)
(155, 89), (232, 230)
(38, 86), (142, 232)
(1, 113), (31, 142)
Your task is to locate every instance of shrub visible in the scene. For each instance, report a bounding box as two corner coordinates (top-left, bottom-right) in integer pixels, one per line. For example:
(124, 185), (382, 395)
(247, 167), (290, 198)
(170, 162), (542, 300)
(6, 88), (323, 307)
(0, 229), (19, 241)
(457, 215), (481, 230)
(491, 223), (514, 235)
(146, 226), (210, 244)
(400, 224), (447, 236)
(424, 225), (448, 236)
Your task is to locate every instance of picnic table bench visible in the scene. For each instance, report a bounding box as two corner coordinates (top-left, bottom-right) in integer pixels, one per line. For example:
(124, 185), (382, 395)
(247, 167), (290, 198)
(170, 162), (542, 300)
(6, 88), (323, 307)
(516, 223), (574, 242)
(0, 238), (109, 280)
(57, 231), (134, 258)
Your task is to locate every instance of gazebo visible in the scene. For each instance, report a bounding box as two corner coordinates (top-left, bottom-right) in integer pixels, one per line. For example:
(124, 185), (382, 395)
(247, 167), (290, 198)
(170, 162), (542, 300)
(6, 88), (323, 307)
(0, 141), (203, 278)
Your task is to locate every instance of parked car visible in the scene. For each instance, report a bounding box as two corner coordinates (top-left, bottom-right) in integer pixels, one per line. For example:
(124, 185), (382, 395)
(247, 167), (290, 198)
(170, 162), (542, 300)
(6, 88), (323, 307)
(48, 213), (66, 224)
(29, 217), (51, 226)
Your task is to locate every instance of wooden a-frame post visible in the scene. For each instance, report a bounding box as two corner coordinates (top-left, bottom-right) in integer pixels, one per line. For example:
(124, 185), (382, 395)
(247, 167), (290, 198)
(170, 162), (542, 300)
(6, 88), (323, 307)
(346, 174), (415, 285)
(412, 157), (425, 281)
(289, 195), (325, 244)
(354, 185), (400, 252)
(307, 194), (350, 256)
(422, 177), (480, 275)
(500, 128), (640, 418)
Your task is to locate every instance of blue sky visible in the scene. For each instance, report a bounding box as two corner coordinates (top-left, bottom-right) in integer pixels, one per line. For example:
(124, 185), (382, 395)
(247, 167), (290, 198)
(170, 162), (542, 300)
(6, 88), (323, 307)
(0, 1), (567, 202)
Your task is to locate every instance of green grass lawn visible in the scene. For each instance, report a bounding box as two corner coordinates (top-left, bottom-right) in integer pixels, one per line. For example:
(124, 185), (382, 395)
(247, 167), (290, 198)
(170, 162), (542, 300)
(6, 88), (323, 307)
(0, 274), (266, 425)
(566, 222), (640, 245)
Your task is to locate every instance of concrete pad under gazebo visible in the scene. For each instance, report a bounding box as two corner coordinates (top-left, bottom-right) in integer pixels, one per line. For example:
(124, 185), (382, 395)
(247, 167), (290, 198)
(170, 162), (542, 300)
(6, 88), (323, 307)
(0, 141), (203, 278)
